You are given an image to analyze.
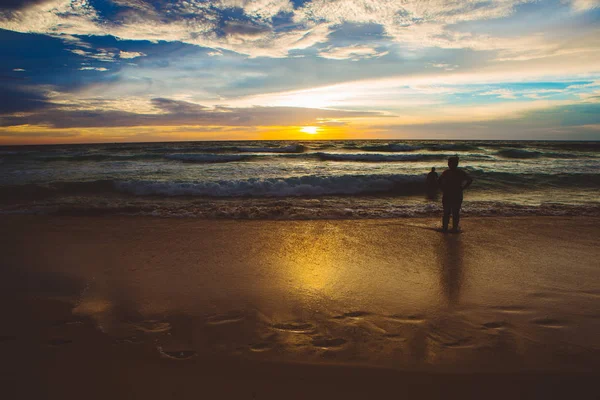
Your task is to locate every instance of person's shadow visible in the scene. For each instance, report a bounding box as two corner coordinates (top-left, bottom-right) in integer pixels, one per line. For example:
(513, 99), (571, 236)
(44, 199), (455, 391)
(437, 234), (464, 308)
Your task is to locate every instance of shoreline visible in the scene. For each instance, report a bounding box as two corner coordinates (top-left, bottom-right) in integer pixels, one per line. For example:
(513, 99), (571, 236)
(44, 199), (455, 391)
(1, 215), (599, 398)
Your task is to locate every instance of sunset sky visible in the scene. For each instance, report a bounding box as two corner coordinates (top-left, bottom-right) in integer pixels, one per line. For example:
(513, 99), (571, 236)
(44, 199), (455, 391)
(1, 0), (599, 144)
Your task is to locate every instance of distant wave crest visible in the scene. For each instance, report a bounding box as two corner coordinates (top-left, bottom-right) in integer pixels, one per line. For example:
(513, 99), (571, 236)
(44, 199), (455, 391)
(164, 154), (255, 163)
(315, 153), (445, 162)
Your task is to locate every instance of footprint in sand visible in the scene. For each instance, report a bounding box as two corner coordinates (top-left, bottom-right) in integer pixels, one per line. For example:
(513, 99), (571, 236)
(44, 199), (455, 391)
(157, 347), (197, 360)
(428, 331), (473, 348)
(206, 312), (245, 326)
(311, 337), (347, 349)
(114, 335), (144, 345)
(490, 306), (530, 314)
(386, 314), (426, 324)
(482, 321), (508, 329)
(249, 342), (273, 352)
(383, 333), (406, 342)
(48, 338), (73, 346)
(531, 317), (565, 328)
(271, 322), (315, 334)
(134, 320), (171, 333)
(443, 337), (474, 348)
(332, 311), (372, 320)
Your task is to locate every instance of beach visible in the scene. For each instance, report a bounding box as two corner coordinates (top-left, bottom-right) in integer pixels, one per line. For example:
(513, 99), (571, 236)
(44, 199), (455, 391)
(1, 215), (599, 399)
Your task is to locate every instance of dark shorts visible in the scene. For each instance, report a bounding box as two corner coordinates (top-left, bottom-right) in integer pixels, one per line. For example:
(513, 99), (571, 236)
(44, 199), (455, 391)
(442, 195), (463, 207)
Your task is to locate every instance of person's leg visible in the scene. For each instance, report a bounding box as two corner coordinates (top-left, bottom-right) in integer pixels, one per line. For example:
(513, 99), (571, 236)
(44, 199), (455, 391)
(451, 198), (463, 231)
(451, 205), (460, 231)
(442, 200), (451, 231)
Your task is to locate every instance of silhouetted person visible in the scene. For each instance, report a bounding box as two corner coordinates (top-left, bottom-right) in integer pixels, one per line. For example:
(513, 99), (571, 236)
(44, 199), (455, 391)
(438, 156), (473, 232)
(426, 167), (438, 199)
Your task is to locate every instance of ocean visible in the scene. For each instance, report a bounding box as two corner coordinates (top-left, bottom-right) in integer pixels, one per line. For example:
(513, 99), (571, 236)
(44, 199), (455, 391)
(1, 140), (599, 219)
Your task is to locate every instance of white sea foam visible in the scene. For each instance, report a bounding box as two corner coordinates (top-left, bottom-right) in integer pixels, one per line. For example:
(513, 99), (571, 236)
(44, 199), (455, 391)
(115, 174), (423, 197)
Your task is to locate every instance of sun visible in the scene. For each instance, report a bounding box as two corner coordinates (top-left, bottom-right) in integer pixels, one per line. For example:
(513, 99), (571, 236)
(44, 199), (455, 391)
(300, 126), (319, 134)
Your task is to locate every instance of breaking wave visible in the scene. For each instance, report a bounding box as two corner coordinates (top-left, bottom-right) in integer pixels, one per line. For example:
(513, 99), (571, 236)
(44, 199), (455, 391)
(115, 174), (423, 197)
(0, 174), (424, 201)
(164, 154), (255, 163)
(316, 153), (446, 162)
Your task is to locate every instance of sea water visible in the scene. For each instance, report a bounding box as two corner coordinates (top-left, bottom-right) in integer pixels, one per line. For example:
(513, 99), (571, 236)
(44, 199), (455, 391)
(1, 140), (598, 219)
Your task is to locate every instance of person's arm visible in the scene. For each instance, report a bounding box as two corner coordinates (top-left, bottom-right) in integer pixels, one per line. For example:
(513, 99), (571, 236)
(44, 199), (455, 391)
(462, 172), (473, 190)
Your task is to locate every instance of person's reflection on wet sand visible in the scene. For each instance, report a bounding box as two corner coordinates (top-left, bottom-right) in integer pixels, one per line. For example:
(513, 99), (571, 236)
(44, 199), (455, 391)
(438, 234), (464, 308)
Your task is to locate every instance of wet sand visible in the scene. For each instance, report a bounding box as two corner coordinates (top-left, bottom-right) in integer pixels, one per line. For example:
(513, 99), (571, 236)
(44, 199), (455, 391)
(1, 215), (599, 399)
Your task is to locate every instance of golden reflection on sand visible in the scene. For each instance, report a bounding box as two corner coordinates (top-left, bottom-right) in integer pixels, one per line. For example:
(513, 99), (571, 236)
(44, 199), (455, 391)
(259, 221), (441, 314)
(438, 234), (464, 308)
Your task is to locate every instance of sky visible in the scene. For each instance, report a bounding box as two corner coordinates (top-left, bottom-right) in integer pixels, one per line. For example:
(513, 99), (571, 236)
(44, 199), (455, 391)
(1, 0), (599, 144)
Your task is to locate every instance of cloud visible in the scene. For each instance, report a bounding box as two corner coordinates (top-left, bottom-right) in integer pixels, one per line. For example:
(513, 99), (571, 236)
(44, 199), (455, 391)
(0, 96), (384, 128)
(119, 50), (146, 59)
(0, 0), (578, 61)
(70, 48), (118, 62)
(79, 66), (109, 71)
(0, 0), (51, 12)
(12, 68), (25, 71)
(0, 86), (49, 113)
(566, 0), (600, 12)
(223, 21), (271, 38)
(373, 103), (600, 140)
(480, 89), (517, 99)
(318, 44), (389, 60)
(0, 0), (597, 66)
(429, 63), (458, 71)
(0, 128), (79, 138)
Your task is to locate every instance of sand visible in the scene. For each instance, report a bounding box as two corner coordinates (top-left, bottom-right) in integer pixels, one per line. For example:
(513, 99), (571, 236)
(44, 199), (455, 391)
(0, 215), (599, 399)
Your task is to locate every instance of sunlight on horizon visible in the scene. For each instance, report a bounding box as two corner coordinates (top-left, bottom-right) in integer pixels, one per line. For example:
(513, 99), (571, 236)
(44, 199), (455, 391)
(300, 126), (319, 135)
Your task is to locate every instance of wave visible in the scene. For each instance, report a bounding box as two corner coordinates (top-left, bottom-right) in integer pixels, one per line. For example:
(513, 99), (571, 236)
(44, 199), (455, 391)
(316, 152), (494, 162)
(316, 153), (446, 162)
(495, 149), (584, 159)
(496, 149), (542, 159)
(116, 174), (424, 197)
(347, 144), (423, 152)
(426, 143), (480, 151)
(345, 142), (481, 152)
(164, 154), (255, 163)
(466, 169), (600, 187)
(39, 153), (164, 162)
(236, 144), (306, 153)
(2, 168), (598, 204)
(9, 143), (307, 163)
(0, 174), (425, 202)
(147, 143), (307, 154)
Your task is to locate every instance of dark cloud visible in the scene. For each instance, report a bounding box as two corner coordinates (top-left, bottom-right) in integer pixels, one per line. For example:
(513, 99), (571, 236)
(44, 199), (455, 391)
(151, 98), (209, 114)
(0, 0), (50, 11)
(222, 21), (271, 37)
(0, 86), (49, 114)
(0, 98), (384, 128)
(0, 130), (79, 138)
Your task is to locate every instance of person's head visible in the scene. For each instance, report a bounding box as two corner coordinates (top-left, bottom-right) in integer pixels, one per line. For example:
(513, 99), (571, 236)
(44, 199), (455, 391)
(448, 156), (459, 170)
(431, 167), (436, 172)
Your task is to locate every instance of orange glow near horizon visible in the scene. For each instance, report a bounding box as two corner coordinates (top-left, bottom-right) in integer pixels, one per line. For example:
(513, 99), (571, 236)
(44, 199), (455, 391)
(0, 124), (375, 145)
